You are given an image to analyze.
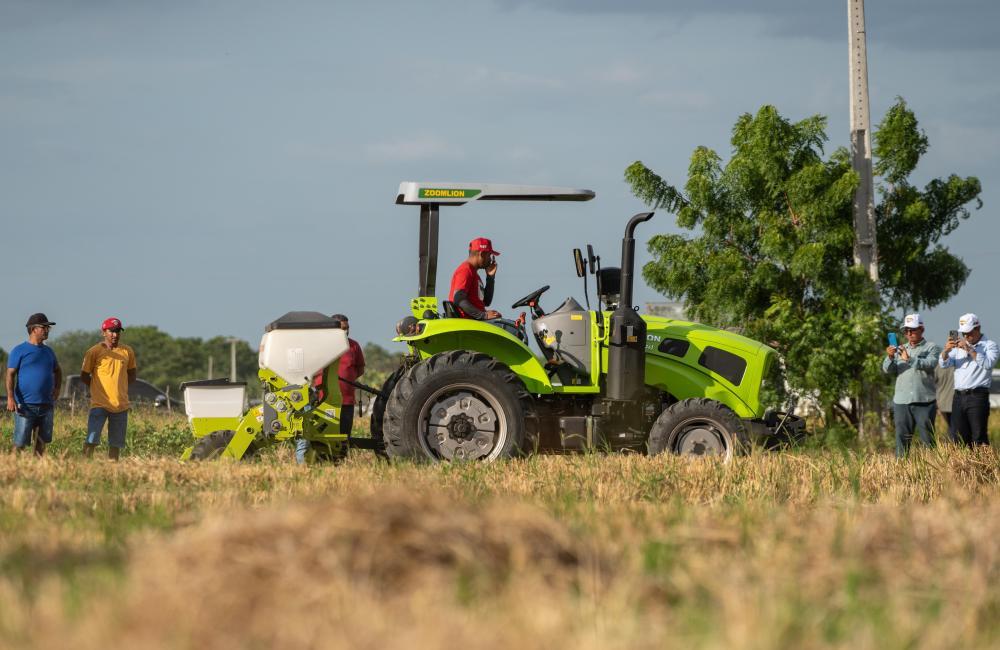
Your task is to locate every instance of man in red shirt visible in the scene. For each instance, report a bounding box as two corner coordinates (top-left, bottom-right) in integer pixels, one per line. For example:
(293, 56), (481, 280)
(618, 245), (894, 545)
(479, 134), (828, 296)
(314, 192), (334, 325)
(449, 237), (501, 320)
(331, 313), (365, 438)
(297, 314), (365, 464)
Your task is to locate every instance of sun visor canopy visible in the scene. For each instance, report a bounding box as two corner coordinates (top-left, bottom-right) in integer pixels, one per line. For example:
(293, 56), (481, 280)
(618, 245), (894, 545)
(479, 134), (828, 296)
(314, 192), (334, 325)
(398, 180), (596, 300)
(396, 182), (595, 206)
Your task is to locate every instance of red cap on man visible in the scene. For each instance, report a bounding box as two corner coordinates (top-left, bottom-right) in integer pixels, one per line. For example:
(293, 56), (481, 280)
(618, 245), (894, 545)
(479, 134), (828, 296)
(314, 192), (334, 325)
(469, 237), (500, 255)
(102, 317), (125, 332)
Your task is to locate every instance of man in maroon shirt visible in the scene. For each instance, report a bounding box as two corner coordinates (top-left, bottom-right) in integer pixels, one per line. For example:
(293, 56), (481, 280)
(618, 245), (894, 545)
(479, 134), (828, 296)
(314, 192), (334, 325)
(449, 237), (501, 320)
(331, 313), (365, 437)
(297, 314), (366, 464)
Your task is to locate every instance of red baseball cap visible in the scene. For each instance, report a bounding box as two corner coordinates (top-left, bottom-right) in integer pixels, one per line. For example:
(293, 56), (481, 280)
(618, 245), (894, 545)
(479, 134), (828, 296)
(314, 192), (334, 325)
(469, 237), (500, 255)
(102, 317), (125, 332)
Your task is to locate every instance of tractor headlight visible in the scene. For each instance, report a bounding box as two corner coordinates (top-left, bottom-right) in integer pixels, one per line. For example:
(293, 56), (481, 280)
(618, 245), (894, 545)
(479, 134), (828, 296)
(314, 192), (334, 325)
(396, 316), (422, 336)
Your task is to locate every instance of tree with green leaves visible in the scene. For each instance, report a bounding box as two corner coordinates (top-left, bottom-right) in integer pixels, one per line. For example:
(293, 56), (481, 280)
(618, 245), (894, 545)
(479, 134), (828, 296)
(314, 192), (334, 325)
(626, 99), (981, 426)
(360, 342), (405, 392)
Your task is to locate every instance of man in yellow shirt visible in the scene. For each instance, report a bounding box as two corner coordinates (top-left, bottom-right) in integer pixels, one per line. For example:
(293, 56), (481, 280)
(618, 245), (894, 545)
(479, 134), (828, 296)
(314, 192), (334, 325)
(82, 317), (137, 460)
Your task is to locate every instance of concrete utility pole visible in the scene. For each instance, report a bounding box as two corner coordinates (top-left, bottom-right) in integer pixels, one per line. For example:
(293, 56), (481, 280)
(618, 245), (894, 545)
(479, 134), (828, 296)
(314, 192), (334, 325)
(848, 0), (882, 438)
(848, 0), (878, 283)
(227, 338), (240, 382)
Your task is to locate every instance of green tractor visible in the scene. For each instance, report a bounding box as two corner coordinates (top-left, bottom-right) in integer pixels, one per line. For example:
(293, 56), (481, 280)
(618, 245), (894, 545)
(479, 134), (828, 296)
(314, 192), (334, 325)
(373, 182), (801, 462)
(180, 181), (799, 463)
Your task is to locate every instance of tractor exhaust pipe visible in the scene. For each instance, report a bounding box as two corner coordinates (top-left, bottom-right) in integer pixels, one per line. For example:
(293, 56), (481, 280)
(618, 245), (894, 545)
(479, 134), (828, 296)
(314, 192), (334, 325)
(607, 212), (654, 402)
(619, 212), (653, 310)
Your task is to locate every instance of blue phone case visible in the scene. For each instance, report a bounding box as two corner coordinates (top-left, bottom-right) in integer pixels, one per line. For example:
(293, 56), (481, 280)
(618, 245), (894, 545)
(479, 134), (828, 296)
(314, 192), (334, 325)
(887, 333), (898, 347)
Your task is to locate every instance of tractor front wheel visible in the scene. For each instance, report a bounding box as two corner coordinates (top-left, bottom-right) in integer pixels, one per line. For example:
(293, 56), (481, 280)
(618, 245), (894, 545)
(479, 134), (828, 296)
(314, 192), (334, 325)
(647, 398), (748, 462)
(383, 351), (532, 462)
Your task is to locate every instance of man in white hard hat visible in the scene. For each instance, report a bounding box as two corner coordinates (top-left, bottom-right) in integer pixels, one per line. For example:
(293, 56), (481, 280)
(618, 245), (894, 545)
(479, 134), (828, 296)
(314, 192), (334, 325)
(883, 313), (940, 457)
(939, 313), (999, 447)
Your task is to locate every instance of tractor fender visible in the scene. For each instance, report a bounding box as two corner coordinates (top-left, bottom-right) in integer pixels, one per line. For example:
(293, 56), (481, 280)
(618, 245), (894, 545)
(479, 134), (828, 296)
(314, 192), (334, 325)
(396, 319), (554, 394)
(644, 354), (757, 418)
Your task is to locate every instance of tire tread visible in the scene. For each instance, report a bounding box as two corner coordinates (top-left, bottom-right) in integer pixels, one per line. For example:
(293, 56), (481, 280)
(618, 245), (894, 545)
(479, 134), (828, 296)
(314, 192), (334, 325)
(383, 350), (535, 461)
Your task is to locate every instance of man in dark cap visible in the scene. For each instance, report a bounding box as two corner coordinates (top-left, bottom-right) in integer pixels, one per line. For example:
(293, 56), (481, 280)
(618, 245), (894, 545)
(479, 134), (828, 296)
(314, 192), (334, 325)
(5, 313), (62, 456)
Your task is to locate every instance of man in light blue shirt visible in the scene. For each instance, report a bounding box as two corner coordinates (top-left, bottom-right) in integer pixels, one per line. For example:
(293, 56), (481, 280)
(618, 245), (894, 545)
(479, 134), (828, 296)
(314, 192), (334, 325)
(939, 312), (999, 447)
(883, 313), (940, 457)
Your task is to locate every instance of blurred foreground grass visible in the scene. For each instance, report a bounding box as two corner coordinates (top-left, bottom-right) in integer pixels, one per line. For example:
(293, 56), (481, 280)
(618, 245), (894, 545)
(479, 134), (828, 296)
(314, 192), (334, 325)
(0, 409), (997, 649)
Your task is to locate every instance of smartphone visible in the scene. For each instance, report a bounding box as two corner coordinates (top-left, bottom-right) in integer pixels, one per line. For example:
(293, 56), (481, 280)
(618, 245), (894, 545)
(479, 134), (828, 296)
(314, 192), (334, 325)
(887, 332), (898, 348)
(949, 329), (959, 342)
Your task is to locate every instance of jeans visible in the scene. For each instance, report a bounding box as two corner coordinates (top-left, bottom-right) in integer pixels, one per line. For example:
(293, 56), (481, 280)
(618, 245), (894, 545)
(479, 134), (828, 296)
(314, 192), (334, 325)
(953, 389), (990, 447)
(295, 405), (355, 465)
(295, 438), (310, 465)
(86, 408), (129, 448)
(13, 403), (54, 448)
(893, 401), (936, 458)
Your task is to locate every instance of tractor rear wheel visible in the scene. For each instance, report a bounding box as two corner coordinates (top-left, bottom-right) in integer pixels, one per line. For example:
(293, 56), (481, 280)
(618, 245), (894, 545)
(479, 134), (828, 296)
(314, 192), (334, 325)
(383, 350), (533, 462)
(368, 366), (406, 459)
(190, 430), (256, 461)
(647, 398), (748, 462)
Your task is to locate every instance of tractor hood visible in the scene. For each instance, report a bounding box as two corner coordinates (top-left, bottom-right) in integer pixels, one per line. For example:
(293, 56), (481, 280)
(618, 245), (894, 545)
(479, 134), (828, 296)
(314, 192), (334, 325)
(642, 316), (777, 418)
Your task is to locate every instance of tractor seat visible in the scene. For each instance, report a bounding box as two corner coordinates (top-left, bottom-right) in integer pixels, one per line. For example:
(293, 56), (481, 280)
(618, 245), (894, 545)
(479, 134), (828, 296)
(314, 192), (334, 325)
(441, 300), (460, 318)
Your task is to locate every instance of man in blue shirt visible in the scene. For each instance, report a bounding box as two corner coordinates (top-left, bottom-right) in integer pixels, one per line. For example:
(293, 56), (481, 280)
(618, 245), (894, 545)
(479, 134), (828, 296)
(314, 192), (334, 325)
(5, 313), (62, 456)
(939, 313), (999, 447)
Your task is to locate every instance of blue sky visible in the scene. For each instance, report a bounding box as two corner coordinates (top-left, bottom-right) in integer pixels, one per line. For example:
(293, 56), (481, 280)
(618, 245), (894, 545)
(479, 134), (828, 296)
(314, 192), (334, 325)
(2, 0), (997, 358)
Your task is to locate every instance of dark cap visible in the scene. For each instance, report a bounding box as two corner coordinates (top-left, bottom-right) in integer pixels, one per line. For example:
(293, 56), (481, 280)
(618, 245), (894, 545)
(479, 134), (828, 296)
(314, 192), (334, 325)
(26, 313), (56, 328)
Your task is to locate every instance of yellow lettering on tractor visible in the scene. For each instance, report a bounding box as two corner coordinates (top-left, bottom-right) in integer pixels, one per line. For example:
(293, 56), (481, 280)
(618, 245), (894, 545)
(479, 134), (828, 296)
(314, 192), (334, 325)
(418, 188), (482, 200)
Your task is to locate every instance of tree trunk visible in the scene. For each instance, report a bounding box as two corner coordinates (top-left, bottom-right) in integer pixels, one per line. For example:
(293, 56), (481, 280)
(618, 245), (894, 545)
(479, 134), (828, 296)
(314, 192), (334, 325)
(857, 386), (885, 439)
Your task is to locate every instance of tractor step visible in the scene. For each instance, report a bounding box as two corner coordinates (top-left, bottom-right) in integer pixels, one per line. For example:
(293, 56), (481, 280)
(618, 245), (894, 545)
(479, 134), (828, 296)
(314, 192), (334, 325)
(348, 437), (385, 452)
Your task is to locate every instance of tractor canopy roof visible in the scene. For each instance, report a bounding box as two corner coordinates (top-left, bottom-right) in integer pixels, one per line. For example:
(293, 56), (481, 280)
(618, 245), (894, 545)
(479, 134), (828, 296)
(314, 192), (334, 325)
(396, 182), (595, 206)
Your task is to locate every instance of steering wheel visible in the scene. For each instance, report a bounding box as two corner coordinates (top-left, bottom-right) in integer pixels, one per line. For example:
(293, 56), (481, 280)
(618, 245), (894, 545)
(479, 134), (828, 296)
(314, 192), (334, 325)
(511, 285), (550, 310)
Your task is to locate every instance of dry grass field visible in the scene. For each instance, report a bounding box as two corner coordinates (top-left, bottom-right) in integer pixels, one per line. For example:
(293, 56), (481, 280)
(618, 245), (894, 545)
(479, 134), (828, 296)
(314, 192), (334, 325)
(0, 410), (998, 649)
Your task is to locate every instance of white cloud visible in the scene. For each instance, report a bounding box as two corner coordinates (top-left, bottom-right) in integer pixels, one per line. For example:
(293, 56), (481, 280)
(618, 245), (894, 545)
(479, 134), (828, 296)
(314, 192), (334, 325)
(364, 134), (465, 163)
(590, 63), (643, 85)
(468, 65), (567, 91)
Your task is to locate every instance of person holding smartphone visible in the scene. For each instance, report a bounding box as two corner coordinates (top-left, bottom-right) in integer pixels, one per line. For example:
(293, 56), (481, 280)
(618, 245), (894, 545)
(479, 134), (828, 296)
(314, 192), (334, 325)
(939, 313), (999, 447)
(883, 314), (941, 457)
(449, 237), (501, 320)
